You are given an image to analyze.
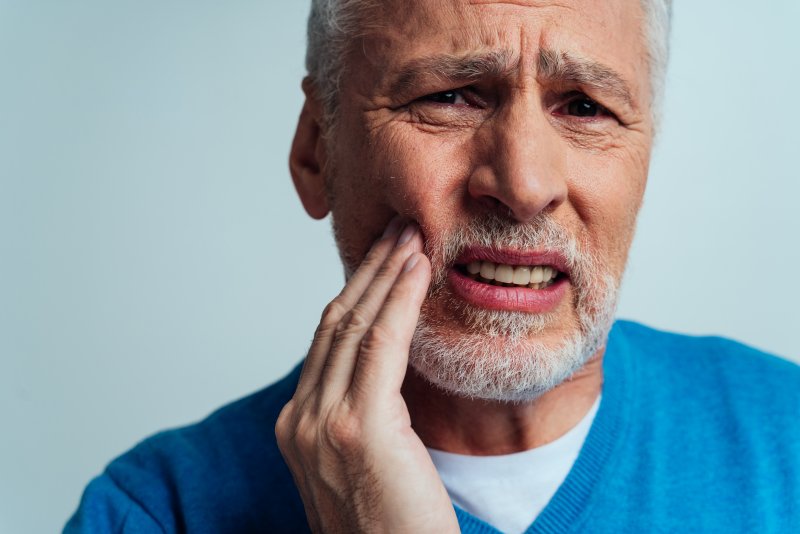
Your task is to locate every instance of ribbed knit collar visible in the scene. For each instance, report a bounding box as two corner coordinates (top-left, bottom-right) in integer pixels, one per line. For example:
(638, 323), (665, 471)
(455, 321), (637, 534)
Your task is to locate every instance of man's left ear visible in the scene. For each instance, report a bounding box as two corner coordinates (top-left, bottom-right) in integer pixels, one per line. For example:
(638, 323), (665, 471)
(289, 79), (330, 220)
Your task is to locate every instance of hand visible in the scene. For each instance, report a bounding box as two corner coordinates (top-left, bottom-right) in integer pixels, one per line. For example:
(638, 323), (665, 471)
(275, 218), (460, 534)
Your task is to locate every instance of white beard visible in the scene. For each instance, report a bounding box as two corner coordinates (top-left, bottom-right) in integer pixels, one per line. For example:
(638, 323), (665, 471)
(408, 213), (620, 403)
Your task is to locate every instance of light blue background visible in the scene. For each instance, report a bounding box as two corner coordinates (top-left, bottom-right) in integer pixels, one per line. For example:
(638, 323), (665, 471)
(1, 1), (798, 532)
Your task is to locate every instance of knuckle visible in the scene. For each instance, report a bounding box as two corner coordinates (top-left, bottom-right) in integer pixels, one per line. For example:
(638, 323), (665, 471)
(275, 401), (296, 445)
(336, 309), (370, 336)
(275, 400), (319, 451)
(359, 323), (396, 354)
(319, 300), (347, 327)
(278, 401), (365, 459)
(293, 413), (318, 450)
(323, 412), (363, 451)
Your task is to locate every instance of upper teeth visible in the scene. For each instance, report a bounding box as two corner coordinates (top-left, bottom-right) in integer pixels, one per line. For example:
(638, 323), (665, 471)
(466, 261), (558, 286)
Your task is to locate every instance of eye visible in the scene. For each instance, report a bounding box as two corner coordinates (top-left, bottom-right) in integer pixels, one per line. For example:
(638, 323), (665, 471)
(420, 90), (469, 106)
(556, 96), (613, 119)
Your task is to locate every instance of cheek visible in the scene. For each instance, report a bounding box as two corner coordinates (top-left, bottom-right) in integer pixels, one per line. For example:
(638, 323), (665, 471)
(370, 127), (474, 229)
(567, 149), (648, 270)
(328, 124), (473, 265)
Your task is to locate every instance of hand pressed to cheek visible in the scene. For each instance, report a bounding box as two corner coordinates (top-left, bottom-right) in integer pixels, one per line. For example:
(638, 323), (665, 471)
(275, 220), (456, 534)
(291, 217), (416, 401)
(318, 224), (427, 400)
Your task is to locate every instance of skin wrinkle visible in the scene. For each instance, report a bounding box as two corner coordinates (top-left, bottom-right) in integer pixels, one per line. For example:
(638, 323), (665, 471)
(309, 0), (662, 129)
(371, 41), (646, 155)
(538, 48), (636, 111)
(384, 60), (631, 156)
(558, 123), (629, 152)
(386, 47), (636, 114)
(470, 0), (578, 10)
(302, 0), (653, 452)
(391, 51), (518, 97)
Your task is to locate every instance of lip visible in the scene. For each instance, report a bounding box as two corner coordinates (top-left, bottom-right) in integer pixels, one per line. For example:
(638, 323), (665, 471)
(448, 269), (568, 313)
(448, 247), (571, 313)
(455, 247), (570, 275)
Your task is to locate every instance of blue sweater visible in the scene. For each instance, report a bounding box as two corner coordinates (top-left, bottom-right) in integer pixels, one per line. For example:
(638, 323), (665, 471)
(65, 321), (800, 533)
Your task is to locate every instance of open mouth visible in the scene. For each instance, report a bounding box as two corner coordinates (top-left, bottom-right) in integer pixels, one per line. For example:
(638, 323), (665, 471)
(448, 249), (570, 312)
(456, 260), (564, 290)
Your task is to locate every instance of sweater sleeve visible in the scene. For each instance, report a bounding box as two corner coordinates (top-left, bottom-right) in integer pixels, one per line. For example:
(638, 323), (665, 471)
(64, 472), (166, 534)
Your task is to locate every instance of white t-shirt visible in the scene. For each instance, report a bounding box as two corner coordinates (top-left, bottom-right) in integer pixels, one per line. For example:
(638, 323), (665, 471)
(427, 395), (601, 534)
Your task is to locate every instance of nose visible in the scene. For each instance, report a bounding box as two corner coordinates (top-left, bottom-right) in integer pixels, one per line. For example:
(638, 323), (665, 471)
(468, 97), (568, 222)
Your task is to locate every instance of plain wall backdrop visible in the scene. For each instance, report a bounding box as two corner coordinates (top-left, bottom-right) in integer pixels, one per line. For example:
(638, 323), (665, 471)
(1, 1), (798, 532)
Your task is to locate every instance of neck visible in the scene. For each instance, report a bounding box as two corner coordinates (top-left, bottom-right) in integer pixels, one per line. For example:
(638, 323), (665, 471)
(403, 351), (604, 455)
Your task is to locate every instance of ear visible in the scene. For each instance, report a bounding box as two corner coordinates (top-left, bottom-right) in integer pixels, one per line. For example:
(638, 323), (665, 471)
(289, 78), (330, 220)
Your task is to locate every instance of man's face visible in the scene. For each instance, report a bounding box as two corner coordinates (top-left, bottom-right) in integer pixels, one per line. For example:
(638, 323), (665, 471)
(313, 0), (653, 399)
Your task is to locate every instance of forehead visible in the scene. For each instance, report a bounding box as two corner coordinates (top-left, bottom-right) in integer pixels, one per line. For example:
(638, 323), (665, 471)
(349, 0), (649, 101)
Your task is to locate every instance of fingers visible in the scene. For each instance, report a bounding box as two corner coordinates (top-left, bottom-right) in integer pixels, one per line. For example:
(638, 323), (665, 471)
(316, 225), (424, 399)
(333, 216), (406, 312)
(293, 215), (407, 401)
(349, 251), (431, 397)
(276, 218), (458, 534)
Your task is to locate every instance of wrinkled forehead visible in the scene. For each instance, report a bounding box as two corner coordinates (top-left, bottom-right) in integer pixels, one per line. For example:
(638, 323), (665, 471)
(344, 0), (649, 103)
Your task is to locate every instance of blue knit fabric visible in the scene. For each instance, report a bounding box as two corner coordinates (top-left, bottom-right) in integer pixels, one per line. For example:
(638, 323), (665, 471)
(65, 321), (800, 533)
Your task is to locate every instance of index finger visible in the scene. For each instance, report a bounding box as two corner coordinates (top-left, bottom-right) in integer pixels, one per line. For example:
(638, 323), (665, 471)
(293, 216), (406, 399)
(349, 250), (432, 399)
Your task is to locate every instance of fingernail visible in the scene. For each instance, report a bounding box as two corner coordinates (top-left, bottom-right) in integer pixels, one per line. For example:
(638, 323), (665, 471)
(403, 253), (420, 272)
(397, 223), (417, 246)
(381, 215), (404, 238)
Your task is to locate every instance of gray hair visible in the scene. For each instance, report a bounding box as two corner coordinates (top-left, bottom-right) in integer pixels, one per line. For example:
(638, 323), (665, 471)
(306, 0), (672, 129)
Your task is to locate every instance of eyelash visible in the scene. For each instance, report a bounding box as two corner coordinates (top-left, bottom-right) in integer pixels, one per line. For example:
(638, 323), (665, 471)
(418, 89), (476, 107)
(553, 92), (614, 120)
(416, 89), (616, 121)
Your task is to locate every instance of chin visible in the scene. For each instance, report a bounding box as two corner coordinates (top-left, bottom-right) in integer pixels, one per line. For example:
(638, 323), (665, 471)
(408, 273), (619, 403)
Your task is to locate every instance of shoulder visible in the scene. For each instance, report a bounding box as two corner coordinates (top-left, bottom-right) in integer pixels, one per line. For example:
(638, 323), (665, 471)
(117, 361), (302, 487)
(603, 321), (800, 526)
(611, 319), (800, 426)
(66, 363), (309, 533)
(612, 319), (799, 380)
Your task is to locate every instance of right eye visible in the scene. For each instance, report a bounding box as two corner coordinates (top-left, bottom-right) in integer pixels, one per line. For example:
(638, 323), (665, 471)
(419, 90), (469, 106)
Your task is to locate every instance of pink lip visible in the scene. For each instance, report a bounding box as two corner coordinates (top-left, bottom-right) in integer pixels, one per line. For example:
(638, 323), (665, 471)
(448, 270), (568, 313)
(455, 247), (570, 274)
(448, 247), (571, 313)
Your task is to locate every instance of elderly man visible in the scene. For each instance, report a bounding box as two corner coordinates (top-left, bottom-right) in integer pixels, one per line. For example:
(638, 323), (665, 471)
(67, 0), (800, 532)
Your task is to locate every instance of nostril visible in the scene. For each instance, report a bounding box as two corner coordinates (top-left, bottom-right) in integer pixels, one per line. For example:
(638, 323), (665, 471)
(468, 177), (568, 224)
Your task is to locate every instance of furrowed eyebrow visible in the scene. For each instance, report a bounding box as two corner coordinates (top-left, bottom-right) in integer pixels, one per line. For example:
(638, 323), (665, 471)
(389, 50), (518, 95)
(386, 46), (636, 111)
(537, 47), (635, 109)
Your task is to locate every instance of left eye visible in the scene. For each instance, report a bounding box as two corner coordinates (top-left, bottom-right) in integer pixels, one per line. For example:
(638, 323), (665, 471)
(421, 90), (468, 105)
(560, 97), (609, 118)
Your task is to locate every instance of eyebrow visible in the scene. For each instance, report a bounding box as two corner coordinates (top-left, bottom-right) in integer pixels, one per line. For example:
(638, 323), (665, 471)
(537, 47), (635, 109)
(390, 50), (517, 94)
(388, 46), (635, 109)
